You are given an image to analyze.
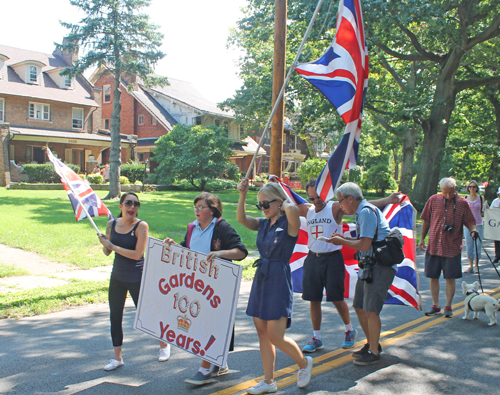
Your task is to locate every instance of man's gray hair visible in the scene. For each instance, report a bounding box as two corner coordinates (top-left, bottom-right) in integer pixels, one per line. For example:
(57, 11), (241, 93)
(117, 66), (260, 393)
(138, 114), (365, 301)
(439, 177), (457, 189)
(336, 182), (364, 201)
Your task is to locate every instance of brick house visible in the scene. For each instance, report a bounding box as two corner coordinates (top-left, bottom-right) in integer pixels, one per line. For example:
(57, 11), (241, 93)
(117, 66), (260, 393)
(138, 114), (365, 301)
(91, 69), (265, 174)
(0, 44), (134, 186)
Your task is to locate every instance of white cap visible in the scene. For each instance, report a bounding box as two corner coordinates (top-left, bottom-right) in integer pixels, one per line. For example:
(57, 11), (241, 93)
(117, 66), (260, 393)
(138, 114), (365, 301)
(497, 187), (500, 195)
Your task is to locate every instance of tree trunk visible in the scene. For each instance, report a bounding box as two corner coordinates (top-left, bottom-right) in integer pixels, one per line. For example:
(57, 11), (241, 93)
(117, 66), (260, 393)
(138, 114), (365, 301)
(485, 86), (500, 201)
(399, 126), (419, 195)
(106, 67), (122, 199)
(304, 135), (317, 158)
(412, 49), (463, 207)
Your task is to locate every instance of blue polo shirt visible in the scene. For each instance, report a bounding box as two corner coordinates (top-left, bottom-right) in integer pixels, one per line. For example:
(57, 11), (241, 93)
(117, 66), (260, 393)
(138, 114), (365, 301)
(355, 199), (390, 258)
(189, 217), (217, 254)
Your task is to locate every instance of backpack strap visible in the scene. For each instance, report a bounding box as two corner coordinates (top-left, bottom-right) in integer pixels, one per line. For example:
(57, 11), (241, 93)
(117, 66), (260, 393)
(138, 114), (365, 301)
(185, 222), (196, 249)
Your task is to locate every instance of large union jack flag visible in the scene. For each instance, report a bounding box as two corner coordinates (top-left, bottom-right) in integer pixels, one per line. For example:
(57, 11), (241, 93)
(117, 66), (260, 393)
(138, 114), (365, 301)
(296, 0), (368, 202)
(46, 148), (113, 222)
(290, 193), (420, 309)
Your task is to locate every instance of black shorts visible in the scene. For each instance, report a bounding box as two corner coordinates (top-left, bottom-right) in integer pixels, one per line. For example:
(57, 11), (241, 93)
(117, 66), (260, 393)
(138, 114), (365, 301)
(302, 250), (345, 302)
(424, 253), (462, 279)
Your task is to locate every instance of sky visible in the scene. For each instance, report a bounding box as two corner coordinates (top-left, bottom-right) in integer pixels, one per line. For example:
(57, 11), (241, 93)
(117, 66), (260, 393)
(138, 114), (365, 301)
(0, 0), (248, 103)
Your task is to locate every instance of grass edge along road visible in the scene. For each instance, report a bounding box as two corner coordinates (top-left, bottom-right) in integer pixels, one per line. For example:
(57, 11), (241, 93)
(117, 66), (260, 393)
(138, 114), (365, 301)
(210, 286), (500, 395)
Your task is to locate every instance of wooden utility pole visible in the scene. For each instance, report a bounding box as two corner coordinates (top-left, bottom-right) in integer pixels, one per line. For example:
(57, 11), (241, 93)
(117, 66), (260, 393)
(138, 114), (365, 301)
(269, 0), (287, 178)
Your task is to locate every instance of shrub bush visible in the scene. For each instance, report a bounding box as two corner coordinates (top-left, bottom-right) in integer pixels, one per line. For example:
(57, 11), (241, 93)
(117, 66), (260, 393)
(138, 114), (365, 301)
(119, 176), (130, 185)
(121, 161), (145, 183)
(360, 164), (397, 195)
(22, 163), (80, 183)
(87, 174), (103, 184)
(297, 158), (327, 187)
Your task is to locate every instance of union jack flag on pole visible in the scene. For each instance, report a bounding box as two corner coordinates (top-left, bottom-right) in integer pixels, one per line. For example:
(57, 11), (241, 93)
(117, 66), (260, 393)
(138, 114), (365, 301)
(296, 0), (368, 202)
(46, 148), (113, 234)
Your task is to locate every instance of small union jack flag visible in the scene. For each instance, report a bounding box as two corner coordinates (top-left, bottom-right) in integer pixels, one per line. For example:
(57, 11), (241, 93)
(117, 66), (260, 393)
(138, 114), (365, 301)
(46, 148), (113, 222)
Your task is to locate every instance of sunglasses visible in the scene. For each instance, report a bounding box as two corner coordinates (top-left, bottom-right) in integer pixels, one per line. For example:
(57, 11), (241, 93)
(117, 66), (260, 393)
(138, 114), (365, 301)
(124, 200), (140, 208)
(307, 196), (321, 202)
(256, 199), (278, 210)
(469, 185), (477, 189)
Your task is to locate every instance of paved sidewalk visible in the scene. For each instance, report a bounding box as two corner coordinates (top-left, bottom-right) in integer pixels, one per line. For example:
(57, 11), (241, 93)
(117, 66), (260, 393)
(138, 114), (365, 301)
(0, 244), (111, 293)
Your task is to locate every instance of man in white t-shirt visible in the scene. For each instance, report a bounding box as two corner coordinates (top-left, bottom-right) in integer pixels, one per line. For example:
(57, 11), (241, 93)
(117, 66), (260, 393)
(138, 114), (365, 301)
(297, 179), (399, 353)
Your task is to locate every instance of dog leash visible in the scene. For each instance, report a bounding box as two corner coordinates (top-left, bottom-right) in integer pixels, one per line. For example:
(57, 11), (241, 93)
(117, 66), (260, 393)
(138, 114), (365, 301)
(472, 235), (485, 293)
(476, 233), (500, 279)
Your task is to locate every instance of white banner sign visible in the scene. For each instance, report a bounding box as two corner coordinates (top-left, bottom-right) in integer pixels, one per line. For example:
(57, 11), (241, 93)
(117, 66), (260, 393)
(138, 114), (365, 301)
(134, 237), (242, 367)
(484, 208), (500, 240)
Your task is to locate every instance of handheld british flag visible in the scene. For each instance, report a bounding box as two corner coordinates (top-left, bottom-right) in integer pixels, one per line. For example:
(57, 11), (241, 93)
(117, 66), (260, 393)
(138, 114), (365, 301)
(296, 0), (368, 202)
(46, 148), (113, 234)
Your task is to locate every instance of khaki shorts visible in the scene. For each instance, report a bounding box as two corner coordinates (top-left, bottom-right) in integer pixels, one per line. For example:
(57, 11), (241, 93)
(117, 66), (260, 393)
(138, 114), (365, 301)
(353, 264), (396, 314)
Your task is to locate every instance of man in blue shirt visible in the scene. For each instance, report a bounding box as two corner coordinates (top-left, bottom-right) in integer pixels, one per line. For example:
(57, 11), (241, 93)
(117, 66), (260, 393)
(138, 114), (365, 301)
(327, 182), (395, 366)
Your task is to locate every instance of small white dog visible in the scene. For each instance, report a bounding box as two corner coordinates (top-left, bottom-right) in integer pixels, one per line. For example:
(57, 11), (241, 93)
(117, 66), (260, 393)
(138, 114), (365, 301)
(462, 281), (500, 326)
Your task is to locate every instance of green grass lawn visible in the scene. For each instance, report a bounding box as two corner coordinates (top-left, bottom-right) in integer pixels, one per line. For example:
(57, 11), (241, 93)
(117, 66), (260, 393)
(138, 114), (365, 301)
(0, 263), (30, 277)
(0, 279), (109, 319)
(0, 188), (262, 269)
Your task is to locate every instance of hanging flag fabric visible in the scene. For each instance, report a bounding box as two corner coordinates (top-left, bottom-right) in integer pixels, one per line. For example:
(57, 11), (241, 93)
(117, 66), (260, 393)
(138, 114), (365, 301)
(296, 0), (369, 202)
(268, 175), (308, 205)
(268, 175), (309, 288)
(46, 148), (113, 222)
(289, 191), (419, 309)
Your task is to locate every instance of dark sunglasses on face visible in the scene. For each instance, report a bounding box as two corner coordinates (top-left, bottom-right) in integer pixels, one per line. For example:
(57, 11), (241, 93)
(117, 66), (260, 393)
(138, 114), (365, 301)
(469, 185), (477, 189)
(124, 200), (140, 208)
(256, 199), (278, 210)
(308, 196), (321, 202)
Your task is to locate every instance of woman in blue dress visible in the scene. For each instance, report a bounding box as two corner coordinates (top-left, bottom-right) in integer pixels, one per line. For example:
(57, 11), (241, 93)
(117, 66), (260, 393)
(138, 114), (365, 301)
(237, 179), (313, 394)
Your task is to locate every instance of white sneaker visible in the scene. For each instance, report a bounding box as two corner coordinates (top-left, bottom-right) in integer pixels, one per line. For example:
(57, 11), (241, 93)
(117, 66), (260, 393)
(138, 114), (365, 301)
(247, 380), (278, 394)
(158, 345), (171, 362)
(104, 358), (124, 371)
(297, 356), (313, 388)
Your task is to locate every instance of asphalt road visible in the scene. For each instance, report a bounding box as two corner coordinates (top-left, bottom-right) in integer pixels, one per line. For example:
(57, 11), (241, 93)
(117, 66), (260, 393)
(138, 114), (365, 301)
(1, 242), (500, 395)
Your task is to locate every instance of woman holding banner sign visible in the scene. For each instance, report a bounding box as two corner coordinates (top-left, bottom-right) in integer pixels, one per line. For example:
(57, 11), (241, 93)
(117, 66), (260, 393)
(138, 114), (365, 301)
(237, 180), (313, 394)
(98, 192), (171, 371)
(163, 192), (248, 386)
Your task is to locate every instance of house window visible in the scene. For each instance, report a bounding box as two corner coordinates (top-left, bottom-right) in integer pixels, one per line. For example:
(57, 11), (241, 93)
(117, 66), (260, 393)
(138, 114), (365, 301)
(138, 153), (144, 162)
(290, 135), (296, 150)
(215, 119), (220, 127)
(104, 118), (110, 129)
(103, 85), (111, 102)
(151, 116), (157, 125)
(138, 115), (144, 125)
(29, 102), (50, 121)
(29, 65), (38, 83)
(72, 108), (84, 129)
(64, 75), (72, 88)
(0, 98), (4, 122)
(195, 117), (202, 125)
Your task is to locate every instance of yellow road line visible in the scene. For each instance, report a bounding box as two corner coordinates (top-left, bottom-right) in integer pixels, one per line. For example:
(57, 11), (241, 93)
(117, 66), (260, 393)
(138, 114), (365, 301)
(210, 287), (500, 395)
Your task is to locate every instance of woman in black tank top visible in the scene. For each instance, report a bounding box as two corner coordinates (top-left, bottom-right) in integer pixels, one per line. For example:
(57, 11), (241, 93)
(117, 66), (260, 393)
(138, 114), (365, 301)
(98, 193), (170, 371)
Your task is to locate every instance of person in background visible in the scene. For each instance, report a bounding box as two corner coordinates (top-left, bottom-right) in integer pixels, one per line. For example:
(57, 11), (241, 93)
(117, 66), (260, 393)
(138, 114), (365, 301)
(419, 178), (477, 319)
(489, 187), (500, 264)
(98, 193), (171, 371)
(237, 179), (313, 394)
(163, 192), (248, 386)
(101, 164), (110, 182)
(463, 180), (488, 273)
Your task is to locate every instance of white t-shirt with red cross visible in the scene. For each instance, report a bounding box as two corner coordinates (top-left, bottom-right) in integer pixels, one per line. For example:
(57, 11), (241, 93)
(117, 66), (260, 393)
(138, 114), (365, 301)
(306, 200), (342, 253)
